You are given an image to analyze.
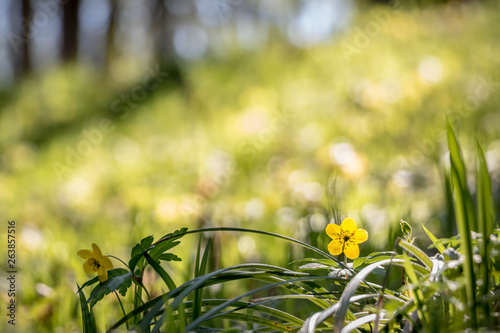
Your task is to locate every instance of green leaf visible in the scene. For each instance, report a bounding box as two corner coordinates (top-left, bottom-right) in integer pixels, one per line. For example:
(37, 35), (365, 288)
(129, 235), (154, 271)
(77, 268), (128, 293)
(150, 228), (188, 257)
(129, 228), (187, 272)
(87, 270), (133, 307)
(149, 241), (181, 260)
(157, 253), (182, 262)
(140, 235), (154, 249)
(353, 257), (367, 269)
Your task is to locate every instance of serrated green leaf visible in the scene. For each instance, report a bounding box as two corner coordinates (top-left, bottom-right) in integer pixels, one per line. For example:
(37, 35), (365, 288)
(149, 241), (181, 260)
(77, 268), (129, 293)
(87, 271), (133, 307)
(157, 253), (182, 262)
(140, 235), (154, 249)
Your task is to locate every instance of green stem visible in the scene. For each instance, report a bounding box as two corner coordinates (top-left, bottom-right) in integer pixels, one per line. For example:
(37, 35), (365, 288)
(114, 291), (129, 331)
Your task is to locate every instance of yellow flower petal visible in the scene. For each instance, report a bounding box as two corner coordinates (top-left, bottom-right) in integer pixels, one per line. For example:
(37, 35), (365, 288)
(343, 241), (360, 259)
(99, 255), (114, 270)
(83, 259), (96, 274)
(326, 224), (341, 239)
(328, 239), (343, 256)
(77, 249), (93, 259)
(97, 266), (108, 283)
(340, 218), (356, 233)
(92, 243), (103, 257)
(353, 229), (368, 244)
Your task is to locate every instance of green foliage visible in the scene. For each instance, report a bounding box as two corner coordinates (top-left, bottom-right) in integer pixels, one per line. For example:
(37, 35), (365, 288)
(75, 125), (500, 332)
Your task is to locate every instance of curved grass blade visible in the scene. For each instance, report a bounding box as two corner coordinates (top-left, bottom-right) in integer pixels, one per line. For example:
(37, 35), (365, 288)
(185, 298), (305, 326)
(342, 313), (380, 333)
(398, 240), (433, 270)
(214, 312), (299, 331)
(422, 225), (446, 255)
(185, 276), (348, 331)
(300, 293), (404, 333)
(109, 264), (339, 331)
(333, 259), (404, 333)
(152, 227), (350, 272)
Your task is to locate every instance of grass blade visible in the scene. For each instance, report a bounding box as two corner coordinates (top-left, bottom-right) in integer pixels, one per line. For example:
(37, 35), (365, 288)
(333, 258), (404, 332)
(402, 254), (428, 326)
(192, 237), (212, 321)
(398, 240), (433, 270)
(447, 124), (476, 231)
(77, 284), (98, 333)
(447, 125), (477, 328)
(185, 275), (347, 331)
(476, 140), (494, 323)
(422, 225), (446, 255)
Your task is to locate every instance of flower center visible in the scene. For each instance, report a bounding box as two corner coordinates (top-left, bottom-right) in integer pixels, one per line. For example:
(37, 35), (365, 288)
(341, 230), (352, 243)
(90, 258), (101, 269)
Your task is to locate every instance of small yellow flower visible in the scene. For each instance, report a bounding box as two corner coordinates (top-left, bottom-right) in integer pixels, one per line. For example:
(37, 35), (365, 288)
(77, 243), (113, 283)
(326, 217), (368, 260)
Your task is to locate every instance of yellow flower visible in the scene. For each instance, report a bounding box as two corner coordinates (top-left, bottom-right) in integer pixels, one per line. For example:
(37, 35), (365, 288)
(326, 218), (368, 260)
(77, 243), (113, 283)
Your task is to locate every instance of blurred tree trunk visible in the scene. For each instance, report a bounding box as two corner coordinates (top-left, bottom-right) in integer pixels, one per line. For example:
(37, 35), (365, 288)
(105, 0), (118, 70)
(20, 0), (31, 73)
(61, 0), (80, 62)
(152, 0), (173, 62)
(9, 0), (32, 77)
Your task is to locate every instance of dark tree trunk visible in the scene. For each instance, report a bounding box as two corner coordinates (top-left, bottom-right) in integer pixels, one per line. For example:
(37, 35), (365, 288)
(61, 0), (80, 62)
(105, 0), (118, 70)
(20, 0), (31, 73)
(9, 0), (32, 77)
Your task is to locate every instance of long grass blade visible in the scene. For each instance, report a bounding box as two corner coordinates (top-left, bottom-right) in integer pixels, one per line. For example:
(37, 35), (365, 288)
(476, 140), (494, 323)
(193, 237), (212, 321)
(447, 125), (477, 328)
(77, 284), (98, 333)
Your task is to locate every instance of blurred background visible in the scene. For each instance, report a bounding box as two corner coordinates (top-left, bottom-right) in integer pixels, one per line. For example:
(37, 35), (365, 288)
(1, 0), (500, 331)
